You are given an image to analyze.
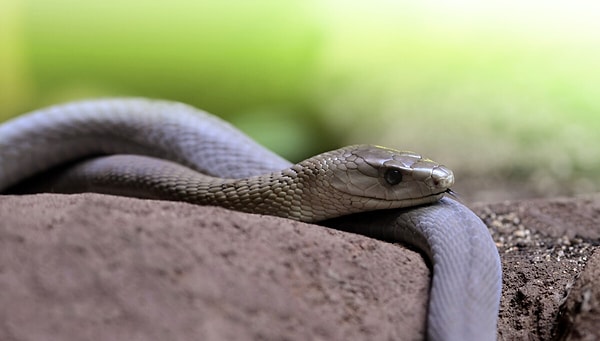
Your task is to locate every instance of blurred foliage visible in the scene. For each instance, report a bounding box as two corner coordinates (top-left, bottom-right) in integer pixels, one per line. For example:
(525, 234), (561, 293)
(2, 0), (600, 201)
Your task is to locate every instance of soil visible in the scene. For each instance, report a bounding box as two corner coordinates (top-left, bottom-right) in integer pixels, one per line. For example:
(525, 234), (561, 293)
(473, 196), (600, 340)
(0, 193), (599, 340)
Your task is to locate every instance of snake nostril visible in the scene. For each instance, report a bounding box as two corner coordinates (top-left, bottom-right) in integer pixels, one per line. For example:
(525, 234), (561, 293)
(431, 166), (454, 188)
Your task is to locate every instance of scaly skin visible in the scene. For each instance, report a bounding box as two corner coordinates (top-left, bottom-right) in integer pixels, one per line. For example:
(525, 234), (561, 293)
(0, 98), (501, 340)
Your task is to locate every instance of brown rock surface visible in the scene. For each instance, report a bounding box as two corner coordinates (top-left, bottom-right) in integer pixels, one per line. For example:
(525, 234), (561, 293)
(0, 193), (599, 340)
(473, 196), (600, 340)
(0, 193), (430, 341)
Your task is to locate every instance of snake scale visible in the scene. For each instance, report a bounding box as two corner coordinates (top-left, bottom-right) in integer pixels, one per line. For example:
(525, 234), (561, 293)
(0, 98), (502, 340)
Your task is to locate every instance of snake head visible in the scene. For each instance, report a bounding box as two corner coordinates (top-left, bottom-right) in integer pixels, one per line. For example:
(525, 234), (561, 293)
(296, 145), (454, 215)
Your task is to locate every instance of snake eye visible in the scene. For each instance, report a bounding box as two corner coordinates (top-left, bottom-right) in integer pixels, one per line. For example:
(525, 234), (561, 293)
(384, 168), (403, 185)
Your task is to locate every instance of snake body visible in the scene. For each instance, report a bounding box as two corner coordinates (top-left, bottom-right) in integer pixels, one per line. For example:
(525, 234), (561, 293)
(0, 98), (501, 340)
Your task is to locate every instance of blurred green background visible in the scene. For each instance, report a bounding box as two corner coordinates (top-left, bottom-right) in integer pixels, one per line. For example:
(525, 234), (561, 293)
(2, 0), (600, 202)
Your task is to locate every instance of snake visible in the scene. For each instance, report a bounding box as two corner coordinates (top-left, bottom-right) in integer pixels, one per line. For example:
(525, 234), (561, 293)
(0, 98), (502, 340)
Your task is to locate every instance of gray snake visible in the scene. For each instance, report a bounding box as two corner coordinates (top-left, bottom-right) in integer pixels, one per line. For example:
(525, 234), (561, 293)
(0, 98), (502, 340)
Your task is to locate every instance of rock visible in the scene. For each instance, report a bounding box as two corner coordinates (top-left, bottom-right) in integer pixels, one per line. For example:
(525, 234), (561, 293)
(0, 193), (599, 340)
(0, 193), (429, 341)
(473, 196), (600, 340)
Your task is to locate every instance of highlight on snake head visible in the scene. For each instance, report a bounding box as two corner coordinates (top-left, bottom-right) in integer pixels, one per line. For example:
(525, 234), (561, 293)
(293, 144), (454, 212)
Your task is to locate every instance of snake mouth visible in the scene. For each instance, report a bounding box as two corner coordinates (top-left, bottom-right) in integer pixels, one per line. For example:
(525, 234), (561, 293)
(407, 189), (448, 203)
(347, 188), (449, 212)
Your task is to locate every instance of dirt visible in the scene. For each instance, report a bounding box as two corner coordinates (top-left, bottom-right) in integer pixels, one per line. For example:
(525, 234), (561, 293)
(473, 196), (600, 340)
(0, 193), (599, 340)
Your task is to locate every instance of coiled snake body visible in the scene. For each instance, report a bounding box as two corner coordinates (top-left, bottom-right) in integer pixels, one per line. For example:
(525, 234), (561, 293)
(0, 98), (502, 340)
